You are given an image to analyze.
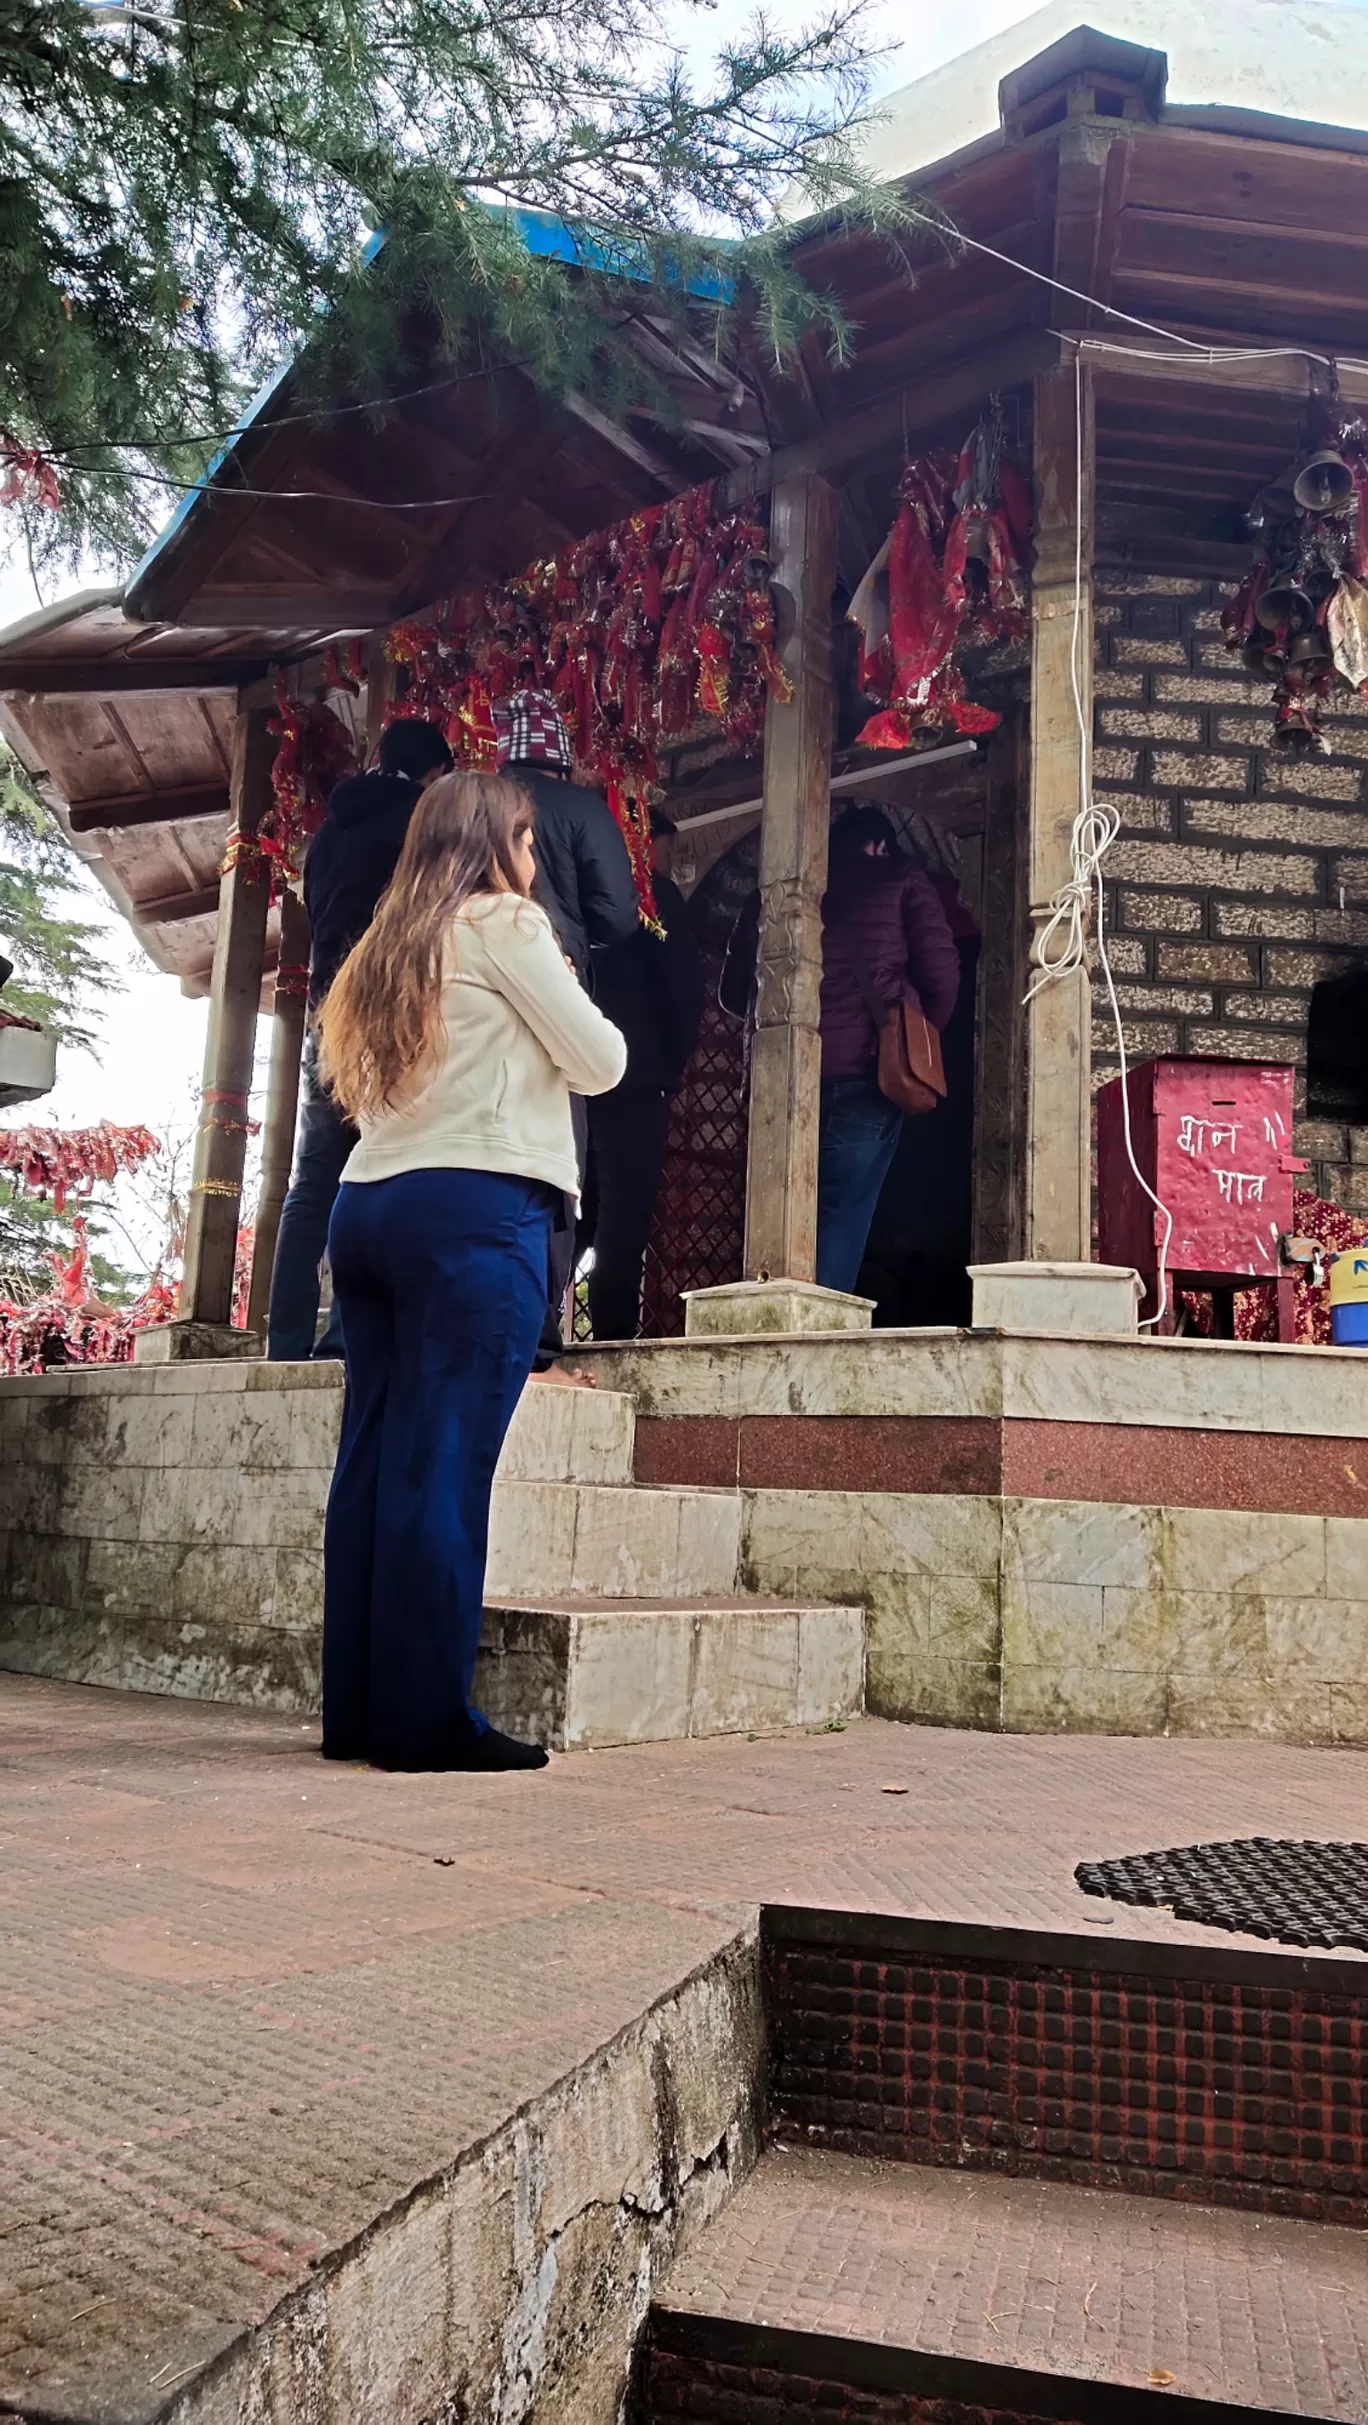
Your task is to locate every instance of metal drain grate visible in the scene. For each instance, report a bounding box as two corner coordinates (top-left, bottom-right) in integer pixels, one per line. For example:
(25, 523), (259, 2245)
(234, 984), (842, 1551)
(1076, 1838), (1368, 1951)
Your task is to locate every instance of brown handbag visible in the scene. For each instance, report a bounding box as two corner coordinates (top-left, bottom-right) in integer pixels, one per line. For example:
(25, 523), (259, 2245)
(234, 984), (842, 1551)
(831, 933), (947, 1118)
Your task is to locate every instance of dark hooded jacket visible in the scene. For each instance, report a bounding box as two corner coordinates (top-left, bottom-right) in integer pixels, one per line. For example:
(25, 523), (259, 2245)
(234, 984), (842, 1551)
(514, 767), (641, 977)
(721, 849), (962, 1080)
(818, 851), (961, 1078)
(304, 769), (422, 1009)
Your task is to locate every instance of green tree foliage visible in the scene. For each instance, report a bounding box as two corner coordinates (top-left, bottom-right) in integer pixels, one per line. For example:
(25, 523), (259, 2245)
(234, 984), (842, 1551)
(0, 0), (915, 570)
(0, 747), (109, 1046)
(0, 744), (130, 1300)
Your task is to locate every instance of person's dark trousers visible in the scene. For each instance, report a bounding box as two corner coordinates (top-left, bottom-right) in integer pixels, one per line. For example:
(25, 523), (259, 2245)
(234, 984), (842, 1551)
(815, 1073), (905, 1296)
(533, 1093), (588, 1369)
(582, 1087), (670, 1340)
(321, 1166), (553, 1769)
(266, 1041), (354, 1360)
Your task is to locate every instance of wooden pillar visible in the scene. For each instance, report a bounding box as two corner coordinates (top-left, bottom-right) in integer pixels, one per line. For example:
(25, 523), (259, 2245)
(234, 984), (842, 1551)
(178, 705), (275, 1328)
(245, 888), (310, 1336)
(1024, 359), (1094, 1262)
(742, 472), (838, 1284)
(973, 706), (1030, 1264)
(365, 630), (393, 764)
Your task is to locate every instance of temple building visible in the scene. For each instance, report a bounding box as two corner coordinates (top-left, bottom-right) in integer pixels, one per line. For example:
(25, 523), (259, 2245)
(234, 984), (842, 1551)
(2, 13), (1368, 1746)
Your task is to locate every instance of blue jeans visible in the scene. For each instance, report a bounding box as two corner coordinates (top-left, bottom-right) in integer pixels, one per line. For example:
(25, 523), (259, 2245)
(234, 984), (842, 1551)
(266, 1041), (353, 1360)
(816, 1074), (904, 1296)
(322, 1167), (553, 1769)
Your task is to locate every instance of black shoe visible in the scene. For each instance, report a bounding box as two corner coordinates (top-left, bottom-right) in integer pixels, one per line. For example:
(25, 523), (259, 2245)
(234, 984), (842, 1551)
(448, 1725), (549, 1773)
(368, 1725), (551, 1774)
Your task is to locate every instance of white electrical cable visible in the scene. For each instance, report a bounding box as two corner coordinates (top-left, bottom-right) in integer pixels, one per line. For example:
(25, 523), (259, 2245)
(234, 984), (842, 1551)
(1024, 345), (1175, 1326)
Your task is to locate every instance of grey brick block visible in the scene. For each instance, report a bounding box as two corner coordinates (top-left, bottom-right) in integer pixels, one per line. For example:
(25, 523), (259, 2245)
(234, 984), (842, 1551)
(1151, 750), (1249, 791)
(1157, 942), (1257, 982)
(1119, 889), (1204, 934)
(1183, 795), (1368, 849)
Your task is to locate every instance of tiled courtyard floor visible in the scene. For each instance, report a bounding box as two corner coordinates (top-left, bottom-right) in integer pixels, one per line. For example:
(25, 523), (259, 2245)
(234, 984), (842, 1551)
(3, 1674), (1366, 2415)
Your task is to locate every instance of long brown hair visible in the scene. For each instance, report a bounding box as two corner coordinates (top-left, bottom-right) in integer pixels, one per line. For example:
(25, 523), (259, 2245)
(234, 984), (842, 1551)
(318, 769), (533, 1121)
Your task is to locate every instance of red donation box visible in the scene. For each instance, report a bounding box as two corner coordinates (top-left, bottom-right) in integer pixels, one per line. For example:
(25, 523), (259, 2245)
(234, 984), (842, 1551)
(1097, 1058), (1307, 1319)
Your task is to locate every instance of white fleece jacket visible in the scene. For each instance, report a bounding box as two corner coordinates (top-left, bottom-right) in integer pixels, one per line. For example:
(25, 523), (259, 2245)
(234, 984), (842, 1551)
(340, 891), (627, 1202)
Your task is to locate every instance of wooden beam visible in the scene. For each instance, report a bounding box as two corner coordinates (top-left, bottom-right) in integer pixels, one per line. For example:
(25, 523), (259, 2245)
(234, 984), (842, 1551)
(0, 667), (246, 696)
(742, 472), (838, 1285)
(238, 635), (373, 712)
(1024, 357), (1094, 1263)
(135, 883), (223, 926)
(1079, 339), (1368, 409)
(176, 706), (275, 1333)
(247, 889), (310, 1335)
(723, 329), (1060, 504)
(175, 593), (393, 629)
(68, 784), (230, 835)
(563, 393), (682, 490)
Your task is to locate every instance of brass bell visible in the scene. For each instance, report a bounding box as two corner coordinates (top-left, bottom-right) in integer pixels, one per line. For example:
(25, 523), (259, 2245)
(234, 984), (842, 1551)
(1287, 626), (1331, 667)
(1293, 448), (1356, 515)
(1254, 578), (1316, 633)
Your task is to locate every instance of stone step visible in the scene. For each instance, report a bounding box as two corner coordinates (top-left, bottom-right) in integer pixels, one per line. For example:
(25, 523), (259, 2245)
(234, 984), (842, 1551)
(494, 1380), (635, 1486)
(645, 2141), (1367, 2422)
(476, 1597), (864, 1750)
(764, 1907), (1368, 2227)
(486, 1479), (743, 1601)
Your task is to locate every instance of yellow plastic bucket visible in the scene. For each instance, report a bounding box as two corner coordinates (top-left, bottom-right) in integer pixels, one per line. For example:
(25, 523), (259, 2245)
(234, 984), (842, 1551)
(1330, 1250), (1368, 1345)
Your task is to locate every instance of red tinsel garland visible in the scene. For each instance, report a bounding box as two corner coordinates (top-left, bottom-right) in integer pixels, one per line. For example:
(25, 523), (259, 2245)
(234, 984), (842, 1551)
(0, 1220), (178, 1376)
(258, 682), (360, 889)
(0, 1119), (159, 1214)
(385, 481), (789, 925)
(850, 424), (1031, 751)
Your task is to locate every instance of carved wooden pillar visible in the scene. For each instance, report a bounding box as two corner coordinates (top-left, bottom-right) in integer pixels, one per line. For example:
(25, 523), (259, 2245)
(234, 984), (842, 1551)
(170, 704), (274, 1342)
(245, 887), (310, 1336)
(973, 706), (1030, 1263)
(742, 473), (838, 1285)
(1024, 359), (1094, 1261)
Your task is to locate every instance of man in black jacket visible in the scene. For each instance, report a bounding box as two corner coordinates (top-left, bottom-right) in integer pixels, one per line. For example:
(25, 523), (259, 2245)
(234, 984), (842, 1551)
(579, 815), (704, 1340)
(493, 689), (641, 1371)
(266, 717), (453, 1360)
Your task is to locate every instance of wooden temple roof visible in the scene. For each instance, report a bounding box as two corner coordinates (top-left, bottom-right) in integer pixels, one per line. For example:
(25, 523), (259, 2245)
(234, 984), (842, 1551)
(6, 21), (1368, 989)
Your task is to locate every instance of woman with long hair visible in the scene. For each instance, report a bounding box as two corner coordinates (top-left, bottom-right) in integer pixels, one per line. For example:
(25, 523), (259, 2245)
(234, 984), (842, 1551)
(316, 769), (626, 1772)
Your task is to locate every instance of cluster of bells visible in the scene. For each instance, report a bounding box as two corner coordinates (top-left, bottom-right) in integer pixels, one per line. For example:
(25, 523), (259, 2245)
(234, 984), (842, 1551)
(1227, 425), (1368, 751)
(1076, 1836), (1368, 1951)
(1244, 446), (1358, 676)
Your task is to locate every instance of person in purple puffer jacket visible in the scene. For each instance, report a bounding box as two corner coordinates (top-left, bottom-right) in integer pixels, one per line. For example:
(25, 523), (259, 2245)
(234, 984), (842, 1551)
(815, 806), (961, 1294)
(722, 803), (962, 1299)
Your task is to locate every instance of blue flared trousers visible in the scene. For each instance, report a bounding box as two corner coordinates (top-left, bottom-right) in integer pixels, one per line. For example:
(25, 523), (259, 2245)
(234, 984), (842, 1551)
(322, 1166), (554, 1769)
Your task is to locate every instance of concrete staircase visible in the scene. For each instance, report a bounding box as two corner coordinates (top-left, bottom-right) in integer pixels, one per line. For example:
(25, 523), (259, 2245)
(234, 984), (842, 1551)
(482, 1381), (863, 1747)
(641, 1907), (1368, 2423)
(0, 1364), (865, 1742)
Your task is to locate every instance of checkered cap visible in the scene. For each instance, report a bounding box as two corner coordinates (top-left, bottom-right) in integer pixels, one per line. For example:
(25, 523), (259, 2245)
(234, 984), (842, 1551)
(493, 689), (573, 775)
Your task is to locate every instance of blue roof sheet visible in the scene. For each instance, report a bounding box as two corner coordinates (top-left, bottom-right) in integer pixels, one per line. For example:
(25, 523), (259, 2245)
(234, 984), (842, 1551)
(129, 209), (735, 601)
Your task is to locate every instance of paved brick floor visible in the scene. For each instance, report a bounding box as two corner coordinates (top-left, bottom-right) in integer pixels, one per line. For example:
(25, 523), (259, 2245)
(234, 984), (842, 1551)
(3, 1675), (1367, 2415)
(658, 2144), (1368, 2417)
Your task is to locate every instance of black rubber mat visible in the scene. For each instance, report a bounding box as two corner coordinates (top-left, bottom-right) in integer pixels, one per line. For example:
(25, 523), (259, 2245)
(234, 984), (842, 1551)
(1075, 1839), (1368, 1951)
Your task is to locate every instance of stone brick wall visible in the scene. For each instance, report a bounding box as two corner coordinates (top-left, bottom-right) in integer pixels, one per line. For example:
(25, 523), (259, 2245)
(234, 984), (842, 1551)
(1091, 573), (1368, 1212)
